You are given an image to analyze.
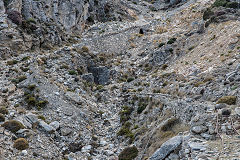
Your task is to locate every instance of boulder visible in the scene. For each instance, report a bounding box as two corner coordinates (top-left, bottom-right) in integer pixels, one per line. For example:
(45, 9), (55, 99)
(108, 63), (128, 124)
(150, 136), (182, 160)
(191, 125), (208, 134)
(88, 66), (110, 85)
(39, 120), (55, 133)
(81, 73), (94, 83)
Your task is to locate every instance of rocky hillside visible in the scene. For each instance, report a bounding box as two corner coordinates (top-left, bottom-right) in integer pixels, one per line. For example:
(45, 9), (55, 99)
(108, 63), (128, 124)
(0, 0), (240, 159)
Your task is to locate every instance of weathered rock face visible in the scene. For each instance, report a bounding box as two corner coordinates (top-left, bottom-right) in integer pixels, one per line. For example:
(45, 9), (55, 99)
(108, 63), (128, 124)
(0, 0), (135, 53)
(150, 0), (187, 10)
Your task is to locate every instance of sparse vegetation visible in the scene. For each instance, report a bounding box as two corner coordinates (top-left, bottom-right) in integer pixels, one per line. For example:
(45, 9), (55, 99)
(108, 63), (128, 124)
(217, 96), (237, 105)
(213, 0), (228, 7)
(159, 42), (165, 48)
(7, 60), (18, 65)
(28, 84), (36, 91)
(161, 117), (179, 132)
(0, 113), (5, 122)
(118, 146), (138, 160)
(212, 0), (239, 8)
(27, 18), (36, 24)
(167, 38), (177, 44)
(0, 106), (9, 115)
(2, 120), (25, 133)
(161, 64), (168, 70)
(24, 86), (49, 110)
(119, 106), (134, 124)
(82, 46), (89, 53)
(137, 102), (147, 114)
(69, 70), (77, 75)
(13, 138), (29, 150)
(127, 77), (134, 82)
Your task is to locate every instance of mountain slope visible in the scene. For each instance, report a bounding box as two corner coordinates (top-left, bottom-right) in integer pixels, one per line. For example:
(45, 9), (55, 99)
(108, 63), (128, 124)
(0, 0), (240, 160)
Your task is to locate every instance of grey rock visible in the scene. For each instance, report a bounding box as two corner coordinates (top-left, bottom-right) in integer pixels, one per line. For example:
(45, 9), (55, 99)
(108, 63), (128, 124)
(65, 92), (84, 105)
(89, 66), (110, 85)
(236, 64), (240, 71)
(39, 120), (55, 133)
(81, 145), (92, 152)
(150, 136), (182, 160)
(208, 125), (216, 135)
(16, 129), (33, 138)
(215, 103), (227, 110)
(221, 108), (231, 116)
(235, 107), (240, 116)
(60, 127), (72, 136)
(104, 150), (114, 156)
(188, 142), (206, 151)
(191, 125), (208, 134)
(168, 153), (179, 160)
(23, 114), (39, 128)
(25, 114), (39, 124)
(100, 140), (107, 146)
(221, 125), (227, 133)
(81, 73), (94, 83)
(151, 47), (172, 65)
(200, 133), (215, 140)
(49, 121), (60, 130)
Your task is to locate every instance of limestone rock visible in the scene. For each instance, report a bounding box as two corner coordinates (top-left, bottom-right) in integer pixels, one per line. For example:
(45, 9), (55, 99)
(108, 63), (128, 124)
(150, 136), (182, 160)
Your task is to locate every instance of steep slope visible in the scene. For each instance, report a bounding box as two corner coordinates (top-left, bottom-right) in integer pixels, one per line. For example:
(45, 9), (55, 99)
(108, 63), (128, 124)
(0, 0), (240, 160)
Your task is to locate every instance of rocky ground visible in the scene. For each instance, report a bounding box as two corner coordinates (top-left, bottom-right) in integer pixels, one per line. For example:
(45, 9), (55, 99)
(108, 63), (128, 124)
(0, 0), (240, 160)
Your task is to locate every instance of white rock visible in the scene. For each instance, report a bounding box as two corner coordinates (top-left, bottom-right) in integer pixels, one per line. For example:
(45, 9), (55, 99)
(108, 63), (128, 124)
(49, 121), (60, 130)
(105, 150), (114, 156)
(235, 107), (240, 116)
(21, 150), (28, 156)
(81, 145), (92, 152)
(100, 140), (107, 146)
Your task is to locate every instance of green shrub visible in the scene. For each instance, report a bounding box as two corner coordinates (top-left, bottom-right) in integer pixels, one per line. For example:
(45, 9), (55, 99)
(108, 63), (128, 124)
(167, 38), (177, 44)
(117, 126), (131, 136)
(20, 67), (29, 72)
(38, 115), (46, 121)
(2, 120), (25, 133)
(96, 85), (104, 90)
(7, 60), (18, 65)
(82, 46), (89, 53)
(226, 2), (239, 8)
(26, 97), (37, 105)
(117, 121), (135, 143)
(18, 76), (27, 82)
(37, 100), (49, 110)
(0, 113), (5, 122)
(127, 77), (134, 82)
(3, 0), (10, 7)
(137, 102), (147, 114)
(27, 18), (36, 24)
(13, 138), (29, 150)
(161, 64), (168, 70)
(159, 42), (165, 48)
(21, 56), (30, 61)
(118, 146), (138, 160)
(69, 70), (77, 75)
(119, 106), (134, 123)
(0, 107), (8, 115)
(168, 48), (174, 53)
(203, 8), (214, 20)
(216, 96), (237, 105)
(213, 0), (228, 7)
(28, 84), (36, 91)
